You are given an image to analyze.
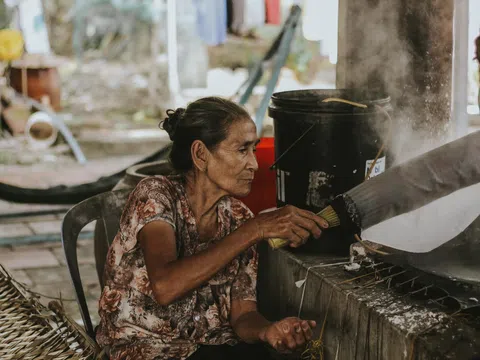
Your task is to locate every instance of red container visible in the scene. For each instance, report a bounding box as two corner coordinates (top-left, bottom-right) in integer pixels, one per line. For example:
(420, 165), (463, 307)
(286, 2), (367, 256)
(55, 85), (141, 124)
(241, 137), (277, 215)
(266, 0), (281, 25)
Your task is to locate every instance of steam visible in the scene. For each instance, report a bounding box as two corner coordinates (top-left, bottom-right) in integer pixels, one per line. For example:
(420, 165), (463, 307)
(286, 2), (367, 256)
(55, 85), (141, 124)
(336, 2), (480, 254)
(338, 0), (454, 164)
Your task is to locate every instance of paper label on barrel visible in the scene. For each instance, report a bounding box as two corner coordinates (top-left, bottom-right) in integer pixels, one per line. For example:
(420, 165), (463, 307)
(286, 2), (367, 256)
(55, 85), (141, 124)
(306, 171), (334, 208)
(365, 156), (386, 179)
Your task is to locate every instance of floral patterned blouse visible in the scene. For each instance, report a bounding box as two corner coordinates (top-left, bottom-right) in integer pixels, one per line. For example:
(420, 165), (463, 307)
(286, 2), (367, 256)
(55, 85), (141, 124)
(96, 175), (258, 360)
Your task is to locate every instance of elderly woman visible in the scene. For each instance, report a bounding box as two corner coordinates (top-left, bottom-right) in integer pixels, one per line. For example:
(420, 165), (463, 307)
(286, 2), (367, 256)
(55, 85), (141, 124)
(96, 97), (328, 360)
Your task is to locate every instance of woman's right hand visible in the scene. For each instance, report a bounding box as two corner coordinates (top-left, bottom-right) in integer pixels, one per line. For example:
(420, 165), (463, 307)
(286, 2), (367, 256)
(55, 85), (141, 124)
(248, 205), (329, 248)
(259, 317), (317, 353)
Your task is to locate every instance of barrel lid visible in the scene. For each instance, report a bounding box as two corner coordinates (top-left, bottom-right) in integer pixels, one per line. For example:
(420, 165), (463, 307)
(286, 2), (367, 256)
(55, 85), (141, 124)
(270, 89), (391, 114)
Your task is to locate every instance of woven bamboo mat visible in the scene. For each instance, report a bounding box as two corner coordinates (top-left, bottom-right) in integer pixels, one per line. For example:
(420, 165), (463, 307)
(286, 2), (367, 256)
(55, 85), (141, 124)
(0, 264), (102, 360)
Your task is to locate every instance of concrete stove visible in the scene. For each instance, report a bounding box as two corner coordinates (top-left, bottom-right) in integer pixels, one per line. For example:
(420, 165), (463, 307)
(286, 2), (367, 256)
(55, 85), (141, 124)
(257, 244), (480, 360)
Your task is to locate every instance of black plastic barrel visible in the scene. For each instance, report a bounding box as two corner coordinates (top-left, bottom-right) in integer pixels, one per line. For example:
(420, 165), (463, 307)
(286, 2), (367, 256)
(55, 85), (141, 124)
(269, 89), (392, 254)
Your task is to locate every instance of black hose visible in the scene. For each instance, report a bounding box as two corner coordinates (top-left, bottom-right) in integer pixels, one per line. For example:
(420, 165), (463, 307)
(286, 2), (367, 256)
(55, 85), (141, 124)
(0, 144), (172, 204)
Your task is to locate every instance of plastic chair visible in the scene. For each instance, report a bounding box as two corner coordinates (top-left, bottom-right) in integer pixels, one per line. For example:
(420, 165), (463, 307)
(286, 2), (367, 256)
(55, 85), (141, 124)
(61, 189), (130, 339)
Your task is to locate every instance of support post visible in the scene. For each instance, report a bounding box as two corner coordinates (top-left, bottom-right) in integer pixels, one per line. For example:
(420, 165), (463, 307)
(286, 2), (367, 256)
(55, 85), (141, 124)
(167, 0), (181, 106)
(451, 0), (470, 137)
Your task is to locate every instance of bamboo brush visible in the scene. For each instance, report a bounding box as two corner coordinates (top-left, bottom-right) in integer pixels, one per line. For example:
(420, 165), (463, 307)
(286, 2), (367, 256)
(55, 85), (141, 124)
(268, 205), (341, 249)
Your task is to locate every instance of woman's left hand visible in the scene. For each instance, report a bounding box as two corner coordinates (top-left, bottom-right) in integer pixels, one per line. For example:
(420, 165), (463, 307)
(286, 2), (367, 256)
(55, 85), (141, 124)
(259, 317), (316, 353)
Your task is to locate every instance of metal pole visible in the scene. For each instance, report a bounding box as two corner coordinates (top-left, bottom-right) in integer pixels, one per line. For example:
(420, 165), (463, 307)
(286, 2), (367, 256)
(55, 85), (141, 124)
(167, 0), (181, 102)
(451, 0), (470, 137)
(149, 17), (160, 105)
(254, 6), (302, 136)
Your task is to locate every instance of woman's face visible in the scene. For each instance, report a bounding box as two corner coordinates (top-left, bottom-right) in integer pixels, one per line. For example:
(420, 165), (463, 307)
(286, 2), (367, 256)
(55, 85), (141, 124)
(206, 118), (259, 198)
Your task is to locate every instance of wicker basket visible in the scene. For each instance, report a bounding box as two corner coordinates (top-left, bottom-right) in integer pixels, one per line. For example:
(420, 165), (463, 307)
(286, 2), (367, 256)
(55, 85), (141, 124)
(0, 265), (102, 360)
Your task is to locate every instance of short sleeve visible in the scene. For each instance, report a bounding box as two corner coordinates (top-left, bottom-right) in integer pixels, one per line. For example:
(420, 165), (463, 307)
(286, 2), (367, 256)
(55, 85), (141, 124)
(231, 245), (258, 302)
(118, 176), (176, 253)
(229, 198), (258, 302)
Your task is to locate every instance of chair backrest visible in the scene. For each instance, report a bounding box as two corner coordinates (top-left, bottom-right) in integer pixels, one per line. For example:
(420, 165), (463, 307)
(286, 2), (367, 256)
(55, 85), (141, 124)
(61, 189), (131, 339)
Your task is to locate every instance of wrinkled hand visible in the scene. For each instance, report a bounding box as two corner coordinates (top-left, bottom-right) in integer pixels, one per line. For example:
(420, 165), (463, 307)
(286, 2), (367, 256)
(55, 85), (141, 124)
(251, 205), (329, 248)
(259, 317), (317, 353)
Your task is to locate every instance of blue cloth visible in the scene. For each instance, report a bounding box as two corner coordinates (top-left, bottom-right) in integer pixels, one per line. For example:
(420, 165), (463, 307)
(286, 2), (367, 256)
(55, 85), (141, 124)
(194, 0), (227, 46)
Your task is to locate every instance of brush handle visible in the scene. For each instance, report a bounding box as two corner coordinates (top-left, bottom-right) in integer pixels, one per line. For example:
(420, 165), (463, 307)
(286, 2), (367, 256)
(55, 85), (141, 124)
(267, 206), (341, 249)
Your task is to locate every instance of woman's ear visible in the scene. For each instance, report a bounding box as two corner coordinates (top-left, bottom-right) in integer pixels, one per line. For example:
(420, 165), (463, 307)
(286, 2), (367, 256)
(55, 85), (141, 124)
(191, 140), (210, 172)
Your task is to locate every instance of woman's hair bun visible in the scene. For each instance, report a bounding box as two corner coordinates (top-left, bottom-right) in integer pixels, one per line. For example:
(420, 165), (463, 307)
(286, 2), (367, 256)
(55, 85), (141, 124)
(161, 108), (185, 141)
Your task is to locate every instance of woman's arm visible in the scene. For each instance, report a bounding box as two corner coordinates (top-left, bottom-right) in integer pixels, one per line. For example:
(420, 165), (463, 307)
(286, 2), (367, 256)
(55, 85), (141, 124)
(139, 220), (258, 306)
(139, 205), (328, 306)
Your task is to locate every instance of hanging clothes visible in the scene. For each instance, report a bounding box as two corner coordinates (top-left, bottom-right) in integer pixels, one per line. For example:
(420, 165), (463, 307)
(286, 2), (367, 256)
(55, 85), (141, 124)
(194, 0), (227, 46)
(265, 0), (281, 25)
(243, 0), (265, 32)
(229, 0), (246, 34)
